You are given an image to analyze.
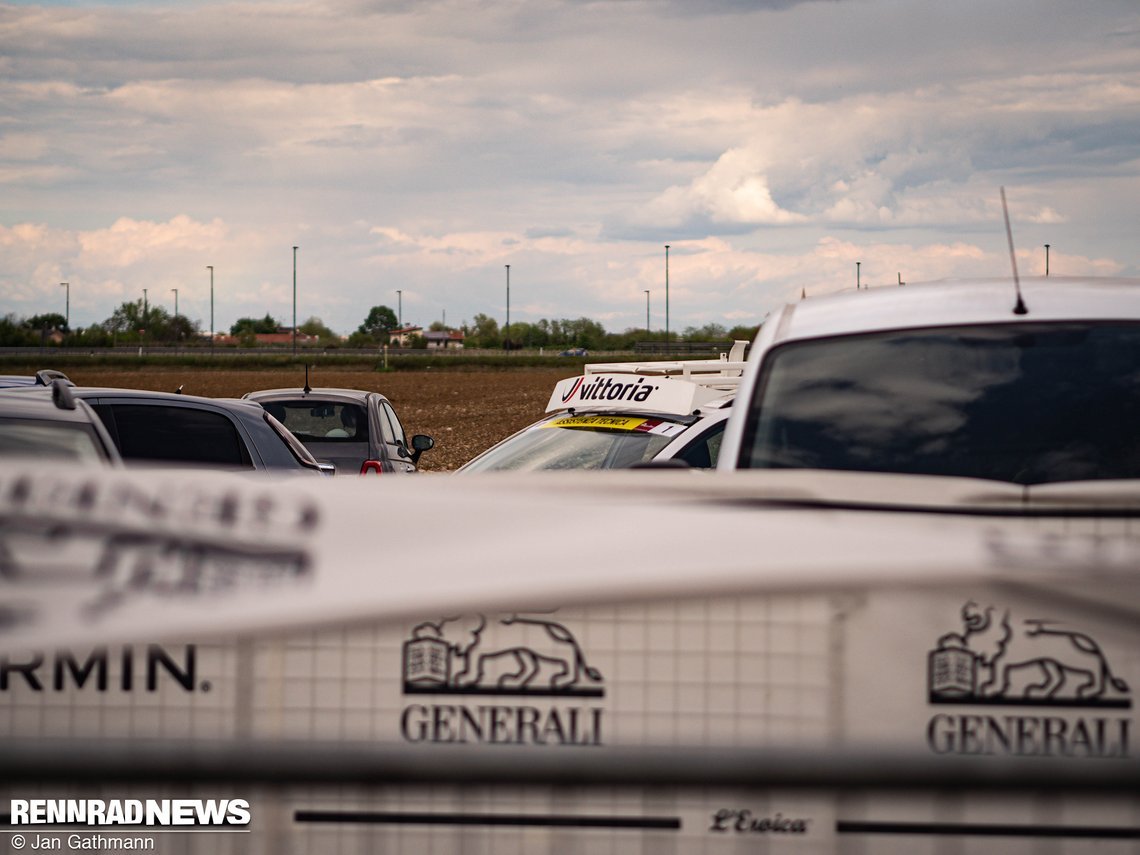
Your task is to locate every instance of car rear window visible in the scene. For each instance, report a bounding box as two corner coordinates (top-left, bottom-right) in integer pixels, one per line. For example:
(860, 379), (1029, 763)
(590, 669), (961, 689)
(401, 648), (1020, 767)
(263, 400), (369, 443)
(738, 322), (1140, 484)
(0, 418), (108, 463)
(263, 411), (323, 469)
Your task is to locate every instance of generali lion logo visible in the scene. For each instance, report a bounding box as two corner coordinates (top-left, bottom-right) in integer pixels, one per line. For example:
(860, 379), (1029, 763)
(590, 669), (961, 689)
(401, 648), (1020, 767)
(929, 602), (1131, 708)
(402, 614), (604, 697)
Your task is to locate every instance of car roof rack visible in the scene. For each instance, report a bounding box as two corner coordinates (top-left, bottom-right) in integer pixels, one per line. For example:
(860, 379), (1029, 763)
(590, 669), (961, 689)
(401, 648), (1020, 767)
(545, 341), (749, 415)
(35, 369), (73, 386)
(582, 340), (748, 388)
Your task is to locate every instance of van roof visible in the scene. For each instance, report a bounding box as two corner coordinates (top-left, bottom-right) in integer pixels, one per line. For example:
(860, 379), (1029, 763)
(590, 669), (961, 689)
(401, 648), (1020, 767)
(771, 277), (1140, 345)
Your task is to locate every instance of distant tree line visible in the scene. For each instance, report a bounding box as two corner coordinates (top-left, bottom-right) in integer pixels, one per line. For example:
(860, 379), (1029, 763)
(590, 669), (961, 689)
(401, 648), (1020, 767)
(0, 301), (759, 350)
(456, 313), (758, 351)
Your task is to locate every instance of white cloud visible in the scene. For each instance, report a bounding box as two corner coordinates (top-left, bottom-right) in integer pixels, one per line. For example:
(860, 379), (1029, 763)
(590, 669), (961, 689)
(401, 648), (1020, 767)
(1, 0), (1139, 334)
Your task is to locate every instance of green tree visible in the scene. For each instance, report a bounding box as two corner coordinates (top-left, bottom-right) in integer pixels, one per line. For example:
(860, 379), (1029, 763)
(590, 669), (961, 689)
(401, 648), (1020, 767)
(554, 317), (606, 350)
(167, 313), (201, 343)
(465, 313), (500, 348)
(357, 305), (398, 341)
(683, 322), (728, 341)
(24, 312), (69, 333)
(102, 300), (143, 335)
(0, 314), (36, 346)
(99, 300), (198, 343)
(299, 316), (338, 341)
(727, 323), (761, 343)
(230, 314), (279, 336)
(77, 323), (114, 347)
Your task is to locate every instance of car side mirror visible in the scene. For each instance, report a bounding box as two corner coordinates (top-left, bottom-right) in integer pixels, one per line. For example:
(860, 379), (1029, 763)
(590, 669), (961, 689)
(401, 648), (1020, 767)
(410, 434), (434, 465)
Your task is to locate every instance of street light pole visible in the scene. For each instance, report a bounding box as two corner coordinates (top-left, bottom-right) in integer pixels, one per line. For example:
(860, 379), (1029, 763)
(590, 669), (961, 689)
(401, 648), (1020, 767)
(505, 264), (510, 348)
(857, 261), (861, 290)
(1045, 244), (1050, 276)
(60, 282), (69, 330)
(664, 245), (670, 349)
(396, 290), (402, 330)
(292, 246), (298, 355)
(207, 266), (214, 355)
(171, 288), (178, 320)
(644, 290), (650, 339)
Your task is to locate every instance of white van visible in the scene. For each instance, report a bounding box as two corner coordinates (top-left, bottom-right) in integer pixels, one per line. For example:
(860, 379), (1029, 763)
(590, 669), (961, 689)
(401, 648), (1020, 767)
(720, 276), (1140, 483)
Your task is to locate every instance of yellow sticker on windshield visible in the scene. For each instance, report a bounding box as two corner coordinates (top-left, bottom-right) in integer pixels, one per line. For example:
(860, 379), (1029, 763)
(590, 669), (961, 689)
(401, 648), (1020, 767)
(544, 415), (648, 431)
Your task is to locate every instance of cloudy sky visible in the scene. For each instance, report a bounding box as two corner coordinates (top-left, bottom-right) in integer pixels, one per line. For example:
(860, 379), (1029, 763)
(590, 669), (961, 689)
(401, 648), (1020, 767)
(2, 0), (1139, 337)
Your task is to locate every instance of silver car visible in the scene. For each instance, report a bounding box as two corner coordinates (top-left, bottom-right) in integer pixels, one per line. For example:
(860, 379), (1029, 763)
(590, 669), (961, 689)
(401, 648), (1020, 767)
(244, 387), (433, 475)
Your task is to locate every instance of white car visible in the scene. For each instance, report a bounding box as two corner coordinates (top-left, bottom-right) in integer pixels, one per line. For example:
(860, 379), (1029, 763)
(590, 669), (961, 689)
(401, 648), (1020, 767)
(459, 344), (747, 472)
(721, 276), (1140, 484)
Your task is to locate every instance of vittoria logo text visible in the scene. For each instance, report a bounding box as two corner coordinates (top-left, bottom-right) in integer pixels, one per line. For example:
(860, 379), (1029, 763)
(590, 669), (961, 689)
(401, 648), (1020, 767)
(400, 614), (604, 746)
(925, 602), (1130, 758)
(561, 376), (658, 404)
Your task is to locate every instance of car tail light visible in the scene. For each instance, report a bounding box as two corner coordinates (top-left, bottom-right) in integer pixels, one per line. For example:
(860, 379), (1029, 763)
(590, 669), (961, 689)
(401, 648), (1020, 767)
(360, 460), (384, 475)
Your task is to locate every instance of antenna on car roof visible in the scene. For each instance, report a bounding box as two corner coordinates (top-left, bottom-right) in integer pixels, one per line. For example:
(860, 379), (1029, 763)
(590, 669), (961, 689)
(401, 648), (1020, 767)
(303, 364), (312, 394)
(1001, 186), (1028, 315)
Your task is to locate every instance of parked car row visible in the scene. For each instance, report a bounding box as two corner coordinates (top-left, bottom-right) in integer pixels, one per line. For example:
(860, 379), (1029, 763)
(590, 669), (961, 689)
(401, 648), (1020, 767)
(0, 375), (433, 476)
(0, 347), (739, 475)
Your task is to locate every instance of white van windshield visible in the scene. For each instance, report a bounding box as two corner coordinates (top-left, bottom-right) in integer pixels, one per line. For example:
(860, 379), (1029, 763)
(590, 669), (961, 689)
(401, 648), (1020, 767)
(738, 322), (1140, 485)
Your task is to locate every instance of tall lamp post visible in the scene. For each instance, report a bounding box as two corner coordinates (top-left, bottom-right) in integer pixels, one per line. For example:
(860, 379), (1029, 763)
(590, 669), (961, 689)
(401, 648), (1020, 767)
(292, 246), (298, 355)
(505, 264), (510, 348)
(1045, 244), (1050, 276)
(207, 265), (214, 355)
(60, 282), (69, 330)
(142, 288), (148, 351)
(644, 289), (650, 339)
(664, 245), (670, 349)
(171, 288), (179, 346)
(396, 289), (402, 330)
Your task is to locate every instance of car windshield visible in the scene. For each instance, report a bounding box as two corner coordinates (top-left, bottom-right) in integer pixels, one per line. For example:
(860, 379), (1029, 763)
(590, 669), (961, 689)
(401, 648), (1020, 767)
(738, 322), (1140, 485)
(463, 414), (688, 471)
(0, 418), (108, 463)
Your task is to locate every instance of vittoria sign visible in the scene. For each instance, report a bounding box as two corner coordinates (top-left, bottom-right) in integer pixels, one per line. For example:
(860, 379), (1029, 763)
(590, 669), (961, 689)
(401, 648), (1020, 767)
(926, 602), (1131, 758)
(399, 613), (605, 746)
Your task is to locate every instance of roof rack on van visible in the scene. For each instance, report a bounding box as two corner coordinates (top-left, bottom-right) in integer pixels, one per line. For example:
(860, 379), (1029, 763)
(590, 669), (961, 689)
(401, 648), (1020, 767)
(582, 340), (748, 389)
(545, 341), (750, 415)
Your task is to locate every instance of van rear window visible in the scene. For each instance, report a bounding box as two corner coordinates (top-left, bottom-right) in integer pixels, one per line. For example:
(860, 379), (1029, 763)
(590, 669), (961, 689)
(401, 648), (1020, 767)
(738, 322), (1140, 485)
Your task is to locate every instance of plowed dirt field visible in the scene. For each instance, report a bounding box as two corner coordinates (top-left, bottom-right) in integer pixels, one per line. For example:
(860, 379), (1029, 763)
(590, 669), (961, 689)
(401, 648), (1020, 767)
(63, 367), (573, 471)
